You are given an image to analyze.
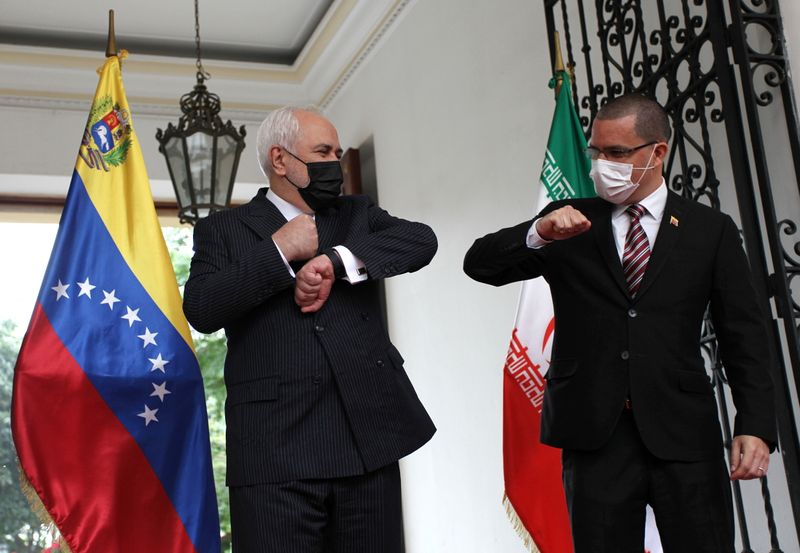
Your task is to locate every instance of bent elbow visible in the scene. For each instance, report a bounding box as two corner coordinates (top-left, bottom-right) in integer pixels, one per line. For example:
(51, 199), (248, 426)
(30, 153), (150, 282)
(407, 224), (438, 273)
(422, 225), (438, 262)
(183, 285), (222, 334)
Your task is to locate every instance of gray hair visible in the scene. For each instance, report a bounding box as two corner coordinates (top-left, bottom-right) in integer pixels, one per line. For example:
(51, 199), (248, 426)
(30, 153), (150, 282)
(256, 105), (321, 177)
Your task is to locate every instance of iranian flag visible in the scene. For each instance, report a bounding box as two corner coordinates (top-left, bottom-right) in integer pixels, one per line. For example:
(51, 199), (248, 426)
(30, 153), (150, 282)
(501, 70), (592, 553)
(503, 71), (662, 553)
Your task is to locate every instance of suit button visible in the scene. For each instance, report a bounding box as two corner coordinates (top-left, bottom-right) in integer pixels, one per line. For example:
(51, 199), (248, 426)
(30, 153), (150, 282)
(313, 375), (321, 385)
(621, 350), (630, 360)
(383, 266), (391, 274)
(376, 359), (385, 368)
(361, 312), (370, 321)
(628, 309), (637, 318)
(315, 325), (325, 333)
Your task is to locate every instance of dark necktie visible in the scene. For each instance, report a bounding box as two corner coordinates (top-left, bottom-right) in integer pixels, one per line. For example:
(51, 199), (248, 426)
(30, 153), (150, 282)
(622, 204), (650, 297)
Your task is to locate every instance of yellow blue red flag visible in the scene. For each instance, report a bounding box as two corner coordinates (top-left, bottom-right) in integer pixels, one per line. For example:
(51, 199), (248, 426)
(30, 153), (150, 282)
(11, 52), (220, 552)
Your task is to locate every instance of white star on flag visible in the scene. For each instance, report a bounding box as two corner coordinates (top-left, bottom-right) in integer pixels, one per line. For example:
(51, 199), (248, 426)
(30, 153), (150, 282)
(137, 327), (158, 348)
(137, 405), (159, 426)
(148, 353), (169, 373)
(150, 382), (172, 402)
(121, 306), (142, 327)
(51, 280), (70, 301)
(77, 277), (96, 298)
(100, 289), (121, 310)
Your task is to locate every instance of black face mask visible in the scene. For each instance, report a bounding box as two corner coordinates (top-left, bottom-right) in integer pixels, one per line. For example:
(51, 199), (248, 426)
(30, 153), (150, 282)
(284, 149), (343, 212)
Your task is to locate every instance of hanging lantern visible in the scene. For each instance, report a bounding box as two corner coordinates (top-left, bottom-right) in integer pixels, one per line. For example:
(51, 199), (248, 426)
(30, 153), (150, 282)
(156, 0), (246, 224)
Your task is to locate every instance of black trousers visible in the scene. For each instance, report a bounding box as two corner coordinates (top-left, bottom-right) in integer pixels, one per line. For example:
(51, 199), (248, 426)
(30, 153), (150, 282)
(229, 462), (404, 553)
(562, 409), (735, 553)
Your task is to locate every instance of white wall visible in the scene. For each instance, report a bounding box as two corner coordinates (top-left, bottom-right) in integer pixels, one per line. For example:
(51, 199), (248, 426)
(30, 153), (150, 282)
(325, 1), (800, 552)
(782, 0), (800, 106)
(325, 1), (552, 551)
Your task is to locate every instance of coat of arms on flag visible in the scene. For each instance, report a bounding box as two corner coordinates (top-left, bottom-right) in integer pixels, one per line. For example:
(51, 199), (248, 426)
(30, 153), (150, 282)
(81, 95), (132, 170)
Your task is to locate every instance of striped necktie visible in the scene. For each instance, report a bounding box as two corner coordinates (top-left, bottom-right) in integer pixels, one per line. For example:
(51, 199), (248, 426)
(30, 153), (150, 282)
(622, 204), (650, 297)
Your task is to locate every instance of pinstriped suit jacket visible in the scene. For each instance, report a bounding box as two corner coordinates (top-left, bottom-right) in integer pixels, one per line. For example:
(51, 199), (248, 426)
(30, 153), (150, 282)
(184, 187), (437, 486)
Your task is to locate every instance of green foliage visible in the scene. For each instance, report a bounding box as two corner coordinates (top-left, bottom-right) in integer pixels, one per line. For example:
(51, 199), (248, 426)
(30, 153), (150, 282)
(164, 227), (232, 549)
(102, 137), (132, 167)
(163, 227), (193, 286)
(0, 320), (52, 552)
(87, 96), (113, 125)
(194, 325), (230, 546)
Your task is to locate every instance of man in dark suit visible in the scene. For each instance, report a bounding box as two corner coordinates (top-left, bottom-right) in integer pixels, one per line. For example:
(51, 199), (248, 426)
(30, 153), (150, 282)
(183, 106), (437, 552)
(464, 94), (776, 553)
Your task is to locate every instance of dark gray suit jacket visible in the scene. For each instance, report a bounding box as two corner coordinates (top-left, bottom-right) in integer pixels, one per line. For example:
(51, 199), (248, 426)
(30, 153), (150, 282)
(464, 192), (776, 461)
(184, 188), (437, 485)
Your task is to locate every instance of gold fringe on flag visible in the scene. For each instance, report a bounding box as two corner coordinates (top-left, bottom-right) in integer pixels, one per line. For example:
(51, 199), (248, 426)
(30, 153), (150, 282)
(17, 458), (72, 553)
(503, 492), (542, 553)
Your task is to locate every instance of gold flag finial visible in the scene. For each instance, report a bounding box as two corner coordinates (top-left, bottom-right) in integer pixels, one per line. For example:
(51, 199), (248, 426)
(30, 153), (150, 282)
(553, 31), (566, 97)
(554, 31), (566, 73)
(105, 10), (118, 58)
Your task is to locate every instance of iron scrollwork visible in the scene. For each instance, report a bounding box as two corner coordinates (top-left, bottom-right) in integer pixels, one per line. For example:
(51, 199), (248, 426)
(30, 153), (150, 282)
(545, 0), (800, 547)
(779, 220), (800, 318)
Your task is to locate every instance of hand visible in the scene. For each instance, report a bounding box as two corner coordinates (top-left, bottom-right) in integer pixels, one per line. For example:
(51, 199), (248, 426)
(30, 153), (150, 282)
(730, 435), (770, 480)
(535, 205), (592, 241)
(295, 255), (335, 313)
(272, 215), (318, 261)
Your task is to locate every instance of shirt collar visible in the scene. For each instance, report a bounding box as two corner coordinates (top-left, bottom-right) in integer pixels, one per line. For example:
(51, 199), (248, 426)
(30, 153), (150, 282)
(266, 188), (310, 221)
(613, 178), (668, 220)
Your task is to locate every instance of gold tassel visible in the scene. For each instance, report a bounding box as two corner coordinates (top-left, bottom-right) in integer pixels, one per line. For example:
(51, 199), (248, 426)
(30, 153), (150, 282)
(503, 492), (543, 553)
(17, 458), (73, 553)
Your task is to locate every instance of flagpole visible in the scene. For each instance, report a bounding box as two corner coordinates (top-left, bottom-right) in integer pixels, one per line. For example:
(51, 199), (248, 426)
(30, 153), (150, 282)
(106, 10), (118, 58)
(552, 31), (566, 97)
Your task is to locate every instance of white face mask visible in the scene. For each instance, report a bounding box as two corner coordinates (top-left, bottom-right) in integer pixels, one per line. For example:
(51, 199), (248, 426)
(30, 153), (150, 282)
(590, 146), (657, 204)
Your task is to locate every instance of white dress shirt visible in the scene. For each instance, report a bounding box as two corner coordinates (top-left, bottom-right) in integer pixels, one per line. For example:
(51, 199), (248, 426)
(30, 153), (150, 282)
(526, 180), (668, 261)
(267, 188), (368, 283)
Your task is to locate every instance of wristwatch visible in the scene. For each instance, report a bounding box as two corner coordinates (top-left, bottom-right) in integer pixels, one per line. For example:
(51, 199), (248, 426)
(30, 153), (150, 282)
(322, 248), (346, 279)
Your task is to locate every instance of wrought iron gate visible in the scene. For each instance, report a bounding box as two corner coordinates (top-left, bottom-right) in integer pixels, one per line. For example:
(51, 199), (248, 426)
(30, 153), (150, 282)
(543, 0), (800, 549)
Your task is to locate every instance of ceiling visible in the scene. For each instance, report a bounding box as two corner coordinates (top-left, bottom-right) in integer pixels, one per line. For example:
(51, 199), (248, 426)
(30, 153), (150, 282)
(0, 0), (411, 119)
(0, 0), (334, 65)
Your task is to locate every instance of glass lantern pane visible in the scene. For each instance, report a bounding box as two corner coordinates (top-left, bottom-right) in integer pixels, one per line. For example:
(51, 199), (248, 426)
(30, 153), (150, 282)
(163, 137), (192, 208)
(186, 132), (214, 217)
(214, 135), (238, 207)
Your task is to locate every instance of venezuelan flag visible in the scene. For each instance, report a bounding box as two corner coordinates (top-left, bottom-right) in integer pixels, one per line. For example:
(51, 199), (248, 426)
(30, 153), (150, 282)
(11, 53), (220, 552)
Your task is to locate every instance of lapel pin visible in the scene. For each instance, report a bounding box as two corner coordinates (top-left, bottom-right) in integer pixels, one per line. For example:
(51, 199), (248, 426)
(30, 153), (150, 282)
(669, 215), (679, 227)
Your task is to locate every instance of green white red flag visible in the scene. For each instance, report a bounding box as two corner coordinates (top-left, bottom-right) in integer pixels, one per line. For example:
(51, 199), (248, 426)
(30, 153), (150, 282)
(502, 71), (662, 553)
(501, 70), (592, 553)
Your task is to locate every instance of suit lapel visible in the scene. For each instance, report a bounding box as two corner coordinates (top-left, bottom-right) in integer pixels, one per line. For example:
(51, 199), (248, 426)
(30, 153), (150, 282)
(635, 191), (685, 300)
(238, 190), (353, 255)
(592, 202), (630, 298)
(316, 200), (352, 251)
(239, 188), (288, 240)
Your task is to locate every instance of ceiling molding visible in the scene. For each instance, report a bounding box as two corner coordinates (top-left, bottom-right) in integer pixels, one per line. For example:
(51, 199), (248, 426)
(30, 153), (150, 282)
(0, 28), (298, 66)
(0, 91), (274, 123)
(0, 5), (360, 86)
(320, 0), (413, 108)
(291, 0), (359, 80)
(0, 1), (335, 66)
(0, 0), (411, 116)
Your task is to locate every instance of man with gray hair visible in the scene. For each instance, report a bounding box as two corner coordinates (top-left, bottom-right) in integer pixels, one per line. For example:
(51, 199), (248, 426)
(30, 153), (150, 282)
(184, 106), (437, 552)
